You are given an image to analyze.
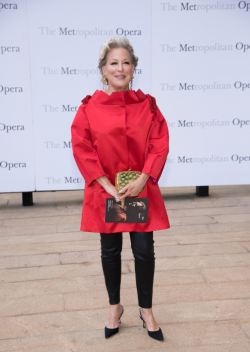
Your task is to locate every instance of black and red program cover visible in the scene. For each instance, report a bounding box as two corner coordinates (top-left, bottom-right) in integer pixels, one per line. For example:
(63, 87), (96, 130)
(105, 198), (148, 223)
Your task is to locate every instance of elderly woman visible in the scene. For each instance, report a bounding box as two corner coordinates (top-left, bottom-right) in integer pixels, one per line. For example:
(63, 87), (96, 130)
(71, 36), (170, 341)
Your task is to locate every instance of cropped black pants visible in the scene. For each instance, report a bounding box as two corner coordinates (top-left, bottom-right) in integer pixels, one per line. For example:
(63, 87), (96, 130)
(100, 231), (155, 309)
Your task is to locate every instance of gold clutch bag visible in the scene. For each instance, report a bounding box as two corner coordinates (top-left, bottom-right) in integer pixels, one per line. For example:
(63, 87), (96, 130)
(115, 168), (144, 193)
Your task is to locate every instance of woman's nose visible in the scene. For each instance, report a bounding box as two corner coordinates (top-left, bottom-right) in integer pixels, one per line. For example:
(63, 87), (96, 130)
(117, 63), (123, 71)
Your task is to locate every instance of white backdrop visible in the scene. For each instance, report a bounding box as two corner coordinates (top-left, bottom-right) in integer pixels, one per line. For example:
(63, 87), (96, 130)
(0, 0), (35, 192)
(0, 0), (249, 192)
(152, 0), (250, 186)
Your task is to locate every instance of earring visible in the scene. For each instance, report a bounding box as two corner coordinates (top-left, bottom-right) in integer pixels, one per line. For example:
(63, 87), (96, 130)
(102, 73), (108, 92)
(130, 74), (134, 90)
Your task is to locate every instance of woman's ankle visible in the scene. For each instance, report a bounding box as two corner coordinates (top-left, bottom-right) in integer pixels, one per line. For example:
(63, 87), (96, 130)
(109, 303), (121, 315)
(140, 307), (152, 315)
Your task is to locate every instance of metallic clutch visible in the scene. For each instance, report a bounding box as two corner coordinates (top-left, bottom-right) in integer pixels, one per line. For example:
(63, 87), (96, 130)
(115, 168), (144, 193)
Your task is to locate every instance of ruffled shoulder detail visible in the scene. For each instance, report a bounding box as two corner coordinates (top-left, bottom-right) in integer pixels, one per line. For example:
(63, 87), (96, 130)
(81, 95), (92, 106)
(146, 94), (157, 113)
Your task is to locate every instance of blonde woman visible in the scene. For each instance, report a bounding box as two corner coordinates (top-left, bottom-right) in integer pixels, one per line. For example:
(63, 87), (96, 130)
(71, 37), (170, 341)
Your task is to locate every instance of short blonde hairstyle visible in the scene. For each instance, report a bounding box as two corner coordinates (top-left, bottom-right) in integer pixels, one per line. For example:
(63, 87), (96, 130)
(98, 36), (139, 72)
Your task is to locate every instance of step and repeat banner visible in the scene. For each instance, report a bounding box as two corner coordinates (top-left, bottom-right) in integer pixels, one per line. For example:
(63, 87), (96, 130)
(0, 1), (35, 192)
(0, 0), (249, 192)
(152, 0), (250, 186)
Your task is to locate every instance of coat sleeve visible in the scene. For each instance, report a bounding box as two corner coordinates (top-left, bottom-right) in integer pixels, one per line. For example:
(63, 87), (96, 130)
(141, 104), (169, 184)
(71, 105), (107, 187)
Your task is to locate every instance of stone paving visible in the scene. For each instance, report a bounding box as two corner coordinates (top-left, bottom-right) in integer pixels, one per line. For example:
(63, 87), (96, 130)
(0, 185), (250, 351)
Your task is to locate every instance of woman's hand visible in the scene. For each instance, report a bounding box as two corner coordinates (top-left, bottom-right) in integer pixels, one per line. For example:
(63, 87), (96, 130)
(118, 173), (150, 201)
(96, 176), (122, 201)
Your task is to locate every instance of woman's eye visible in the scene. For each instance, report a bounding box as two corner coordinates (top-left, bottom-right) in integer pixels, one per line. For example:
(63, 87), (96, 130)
(111, 62), (130, 65)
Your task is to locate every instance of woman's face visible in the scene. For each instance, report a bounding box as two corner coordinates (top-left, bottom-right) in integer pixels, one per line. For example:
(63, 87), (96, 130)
(102, 48), (134, 92)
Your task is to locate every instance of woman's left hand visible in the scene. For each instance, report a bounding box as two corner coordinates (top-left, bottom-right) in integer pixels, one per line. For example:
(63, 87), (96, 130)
(118, 173), (150, 200)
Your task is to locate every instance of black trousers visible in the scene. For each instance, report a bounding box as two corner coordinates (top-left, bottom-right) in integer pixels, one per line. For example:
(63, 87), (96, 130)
(100, 231), (155, 309)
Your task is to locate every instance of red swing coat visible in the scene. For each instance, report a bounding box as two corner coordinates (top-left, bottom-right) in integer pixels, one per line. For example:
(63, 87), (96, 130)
(71, 89), (170, 233)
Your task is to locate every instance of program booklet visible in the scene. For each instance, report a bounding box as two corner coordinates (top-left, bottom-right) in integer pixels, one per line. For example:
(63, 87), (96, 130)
(105, 198), (148, 223)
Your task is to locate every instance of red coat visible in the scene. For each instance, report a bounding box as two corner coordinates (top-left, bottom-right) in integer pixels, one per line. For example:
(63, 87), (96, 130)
(71, 89), (170, 233)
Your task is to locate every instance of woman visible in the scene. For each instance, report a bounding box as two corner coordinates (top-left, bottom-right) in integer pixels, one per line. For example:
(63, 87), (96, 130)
(71, 37), (170, 341)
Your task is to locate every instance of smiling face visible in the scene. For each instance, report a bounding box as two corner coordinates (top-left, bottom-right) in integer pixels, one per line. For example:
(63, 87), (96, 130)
(102, 48), (135, 94)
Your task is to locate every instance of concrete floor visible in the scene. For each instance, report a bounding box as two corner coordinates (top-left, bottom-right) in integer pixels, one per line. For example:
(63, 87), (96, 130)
(0, 185), (250, 351)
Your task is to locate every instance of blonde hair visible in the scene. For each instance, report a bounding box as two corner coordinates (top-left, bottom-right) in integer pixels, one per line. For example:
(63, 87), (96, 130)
(98, 36), (139, 72)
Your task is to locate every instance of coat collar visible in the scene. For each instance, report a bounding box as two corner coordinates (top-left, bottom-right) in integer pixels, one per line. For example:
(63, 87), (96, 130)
(91, 89), (147, 105)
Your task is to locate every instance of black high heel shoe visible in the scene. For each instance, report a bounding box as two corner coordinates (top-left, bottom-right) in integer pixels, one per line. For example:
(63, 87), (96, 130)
(139, 308), (164, 341)
(105, 305), (124, 339)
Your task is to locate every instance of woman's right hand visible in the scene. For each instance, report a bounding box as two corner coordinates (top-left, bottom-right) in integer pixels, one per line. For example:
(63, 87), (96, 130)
(96, 176), (123, 202)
